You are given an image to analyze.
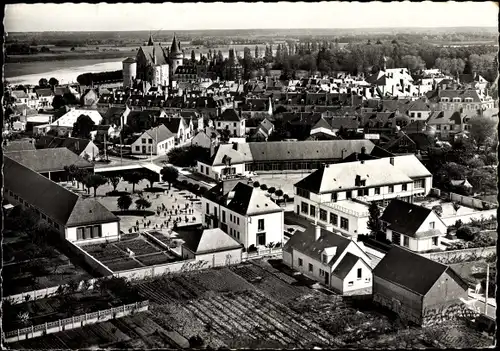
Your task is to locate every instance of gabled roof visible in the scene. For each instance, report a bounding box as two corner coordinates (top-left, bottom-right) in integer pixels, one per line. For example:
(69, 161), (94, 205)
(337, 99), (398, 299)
(332, 252), (364, 279)
(143, 124), (176, 143)
(219, 108), (241, 122)
(325, 117), (360, 130)
(3, 139), (36, 152)
(11, 90), (28, 99)
(36, 136), (93, 156)
(380, 199), (439, 238)
(294, 157), (414, 194)
(311, 117), (332, 130)
(138, 45), (169, 66)
(51, 109), (103, 128)
(283, 226), (351, 266)
(181, 228), (242, 255)
(5, 148), (93, 173)
(159, 117), (183, 133)
(373, 246), (467, 296)
(35, 88), (54, 98)
(204, 181), (282, 216)
(4, 157), (118, 227)
(201, 143), (253, 167)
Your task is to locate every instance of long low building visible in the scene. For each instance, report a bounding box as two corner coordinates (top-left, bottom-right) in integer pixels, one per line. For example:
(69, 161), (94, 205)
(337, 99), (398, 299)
(197, 139), (376, 180)
(4, 156), (120, 244)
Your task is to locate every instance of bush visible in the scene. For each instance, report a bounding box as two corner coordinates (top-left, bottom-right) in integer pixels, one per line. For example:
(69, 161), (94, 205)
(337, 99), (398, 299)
(260, 184), (268, 191)
(456, 226), (475, 241)
(248, 244), (257, 253)
(253, 181), (260, 188)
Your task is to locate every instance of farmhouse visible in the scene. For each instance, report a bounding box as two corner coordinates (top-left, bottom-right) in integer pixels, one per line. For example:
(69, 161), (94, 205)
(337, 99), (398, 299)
(202, 180), (284, 249)
(4, 157), (120, 244)
(180, 227), (243, 265)
(380, 199), (447, 252)
(293, 155), (432, 237)
(283, 225), (372, 294)
(373, 246), (469, 325)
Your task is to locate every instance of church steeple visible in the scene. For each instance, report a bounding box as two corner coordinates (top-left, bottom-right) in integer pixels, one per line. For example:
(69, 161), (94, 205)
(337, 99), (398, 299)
(147, 32), (154, 46)
(171, 32), (179, 53)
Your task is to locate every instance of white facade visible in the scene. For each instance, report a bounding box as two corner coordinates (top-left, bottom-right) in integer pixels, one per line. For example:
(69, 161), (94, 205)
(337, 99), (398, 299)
(66, 222), (120, 244)
(285, 239), (372, 294)
(201, 197), (284, 249)
(216, 119), (246, 137)
(197, 161), (248, 181)
(131, 131), (175, 156)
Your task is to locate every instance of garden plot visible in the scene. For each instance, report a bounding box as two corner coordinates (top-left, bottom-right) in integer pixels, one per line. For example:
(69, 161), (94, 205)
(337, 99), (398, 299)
(82, 243), (126, 261)
(115, 238), (161, 256)
(104, 258), (143, 271)
(135, 252), (178, 266)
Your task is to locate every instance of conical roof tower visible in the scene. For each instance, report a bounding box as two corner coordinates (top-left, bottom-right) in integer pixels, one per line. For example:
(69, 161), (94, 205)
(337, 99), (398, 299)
(147, 32), (154, 46)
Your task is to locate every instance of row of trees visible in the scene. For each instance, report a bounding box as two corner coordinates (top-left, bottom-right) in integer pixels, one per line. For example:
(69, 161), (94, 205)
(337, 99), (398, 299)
(76, 70), (123, 86)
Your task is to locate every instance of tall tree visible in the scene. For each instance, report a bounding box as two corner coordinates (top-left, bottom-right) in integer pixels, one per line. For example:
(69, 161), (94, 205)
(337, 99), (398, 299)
(161, 166), (179, 190)
(122, 171), (144, 193)
(48, 77), (59, 87)
(84, 174), (108, 197)
(191, 49), (196, 63)
(255, 45), (260, 59)
(107, 176), (121, 191)
(144, 171), (159, 188)
(469, 116), (497, 152)
(217, 50), (224, 63)
(135, 198), (152, 211)
(38, 78), (49, 87)
(72, 114), (95, 139)
(367, 202), (382, 235)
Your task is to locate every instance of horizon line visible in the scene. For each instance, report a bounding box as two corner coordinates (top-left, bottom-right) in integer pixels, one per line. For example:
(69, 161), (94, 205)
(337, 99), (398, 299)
(7, 25), (498, 34)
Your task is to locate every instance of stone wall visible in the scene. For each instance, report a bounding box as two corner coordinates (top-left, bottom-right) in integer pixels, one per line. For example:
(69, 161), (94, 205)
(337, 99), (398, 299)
(419, 246), (496, 264)
(373, 293), (422, 325)
(422, 302), (480, 327)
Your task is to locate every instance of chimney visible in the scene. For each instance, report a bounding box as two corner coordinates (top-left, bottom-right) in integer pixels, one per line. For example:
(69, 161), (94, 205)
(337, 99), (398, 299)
(315, 225), (321, 241)
(210, 142), (216, 157)
(361, 146), (366, 155)
(390, 157), (394, 166)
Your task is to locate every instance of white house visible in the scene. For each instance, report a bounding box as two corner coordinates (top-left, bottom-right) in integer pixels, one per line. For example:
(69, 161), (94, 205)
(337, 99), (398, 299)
(202, 180), (284, 249)
(197, 142), (253, 180)
(49, 108), (103, 136)
(4, 156), (120, 244)
(180, 227), (243, 265)
(131, 124), (176, 156)
(293, 155), (433, 237)
(380, 199), (447, 252)
(215, 108), (246, 137)
(283, 225), (372, 294)
(36, 88), (55, 108)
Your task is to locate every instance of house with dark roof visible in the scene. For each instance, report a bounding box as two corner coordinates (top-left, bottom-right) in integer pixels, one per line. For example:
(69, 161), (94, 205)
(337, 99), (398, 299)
(373, 245), (469, 325)
(5, 148), (94, 182)
(426, 110), (471, 141)
(283, 224), (372, 294)
(293, 155), (432, 237)
(215, 108), (246, 137)
(255, 118), (274, 140)
(2, 139), (36, 152)
(191, 128), (220, 149)
(202, 181), (284, 249)
(35, 88), (54, 108)
(380, 199), (446, 252)
(130, 124), (176, 156)
(36, 135), (100, 160)
(4, 157), (120, 243)
(179, 227), (243, 264)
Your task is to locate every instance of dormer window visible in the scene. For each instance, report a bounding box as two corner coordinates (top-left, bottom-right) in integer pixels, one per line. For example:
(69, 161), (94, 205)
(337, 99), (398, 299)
(322, 254), (328, 264)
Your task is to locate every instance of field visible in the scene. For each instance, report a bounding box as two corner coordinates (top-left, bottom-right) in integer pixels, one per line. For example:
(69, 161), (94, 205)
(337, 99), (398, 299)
(80, 233), (179, 272)
(9, 258), (494, 349)
(2, 231), (92, 296)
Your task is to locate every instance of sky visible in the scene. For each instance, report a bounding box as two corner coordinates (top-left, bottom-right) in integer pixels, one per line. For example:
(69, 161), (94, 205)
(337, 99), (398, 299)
(4, 2), (499, 32)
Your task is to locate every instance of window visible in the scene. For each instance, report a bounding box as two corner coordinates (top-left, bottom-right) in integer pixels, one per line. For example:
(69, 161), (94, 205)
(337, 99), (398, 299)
(257, 232), (266, 245)
(403, 236), (409, 247)
(298, 258), (303, 266)
(148, 138), (153, 144)
(308, 263), (313, 272)
(42, 214), (47, 220)
(230, 228), (233, 235)
(200, 165), (204, 173)
(148, 146), (151, 152)
(331, 192), (337, 202)
(320, 209), (327, 221)
(429, 221), (435, 229)
(388, 185), (394, 193)
(141, 138), (146, 143)
(410, 112), (415, 117)
(346, 191), (352, 199)
(319, 269), (325, 277)
(14, 194), (18, 200)
(301, 202), (309, 214)
(392, 232), (401, 245)
(236, 217), (240, 225)
(402, 183), (407, 191)
(218, 122), (221, 127)
(258, 219), (265, 231)
(48, 218), (53, 225)
(322, 254), (328, 264)
(432, 237), (438, 246)
(222, 211), (226, 223)
(77, 227), (84, 240)
(362, 188), (369, 196)
(414, 179), (425, 189)
(206, 203), (209, 213)
(54, 223), (60, 230)
(229, 213), (233, 222)
(417, 112), (421, 118)
(330, 213), (338, 226)
(340, 217), (349, 231)
(84, 226), (92, 239)
(357, 268), (362, 280)
(310, 205), (316, 218)
(237, 231), (240, 239)
(360, 180), (366, 187)
(348, 281), (354, 287)
(375, 187), (380, 195)
(213, 206), (217, 214)
(92, 225), (101, 238)
(436, 125), (441, 130)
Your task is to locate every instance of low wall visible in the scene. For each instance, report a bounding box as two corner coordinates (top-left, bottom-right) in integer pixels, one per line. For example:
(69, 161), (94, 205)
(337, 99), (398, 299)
(449, 192), (497, 210)
(114, 259), (213, 281)
(440, 209), (497, 227)
(422, 302), (480, 327)
(419, 246), (496, 264)
(242, 248), (282, 261)
(68, 241), (114, 277)
(4, 300), (149, 343)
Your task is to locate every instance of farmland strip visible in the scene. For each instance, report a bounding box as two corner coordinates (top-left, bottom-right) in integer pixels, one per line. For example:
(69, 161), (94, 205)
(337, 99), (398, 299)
(182, 302), (230, 338)
(196, 298), (250, 336)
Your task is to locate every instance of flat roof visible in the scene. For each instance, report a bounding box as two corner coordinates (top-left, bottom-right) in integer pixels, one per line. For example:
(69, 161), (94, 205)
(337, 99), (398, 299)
(323, 200), (370, 217)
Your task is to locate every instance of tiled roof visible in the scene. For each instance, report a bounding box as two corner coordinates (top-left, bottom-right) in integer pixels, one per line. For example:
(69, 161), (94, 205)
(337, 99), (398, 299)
(202, 143), (253, 166)
(374, 246), (459, 296)
(51, 109), (103, 128)
(219, 109), (241, 122)
(11, 90), (28, 99)
(427, 111), (464, 126)
(35, 136), (92, 156)
(332, 252), (362, 279)
(380, 199), (434, 238)
(294, 158), (413, 194)
(283, 226), (351, 265)
(248, 140), (375, 163)
(139, 45), (169, 66)
(35, 88), (54, 98)
(3, 140), (36, 152)
(159, 117), (183, 134)
(143, 124), (176, 143)
(325, 117), (360, 130)
(181, 228), (242, 255)
(4, 157), (117, 227)
(391, 154), (432, 178)
(5, 148), (93, 173)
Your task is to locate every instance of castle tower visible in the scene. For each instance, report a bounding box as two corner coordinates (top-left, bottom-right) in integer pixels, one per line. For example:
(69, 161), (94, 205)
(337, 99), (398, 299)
(122, 57), (137, 89)
(170, 33), (184, 78)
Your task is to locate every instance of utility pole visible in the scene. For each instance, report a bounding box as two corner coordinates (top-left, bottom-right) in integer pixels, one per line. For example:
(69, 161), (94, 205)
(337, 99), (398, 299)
(120, 115), (123, 165)
(484, 263), (489, 314)
(104, 132), (107, 161)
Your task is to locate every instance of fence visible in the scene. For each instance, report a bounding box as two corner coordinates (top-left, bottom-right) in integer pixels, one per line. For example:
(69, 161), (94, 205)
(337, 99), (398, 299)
(242, 248), (282, 261)
(430, 188), (498, 210)
(440, 209), (497, 227)
(419, 246), (496, 264)
(3, 300), (149, 343)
